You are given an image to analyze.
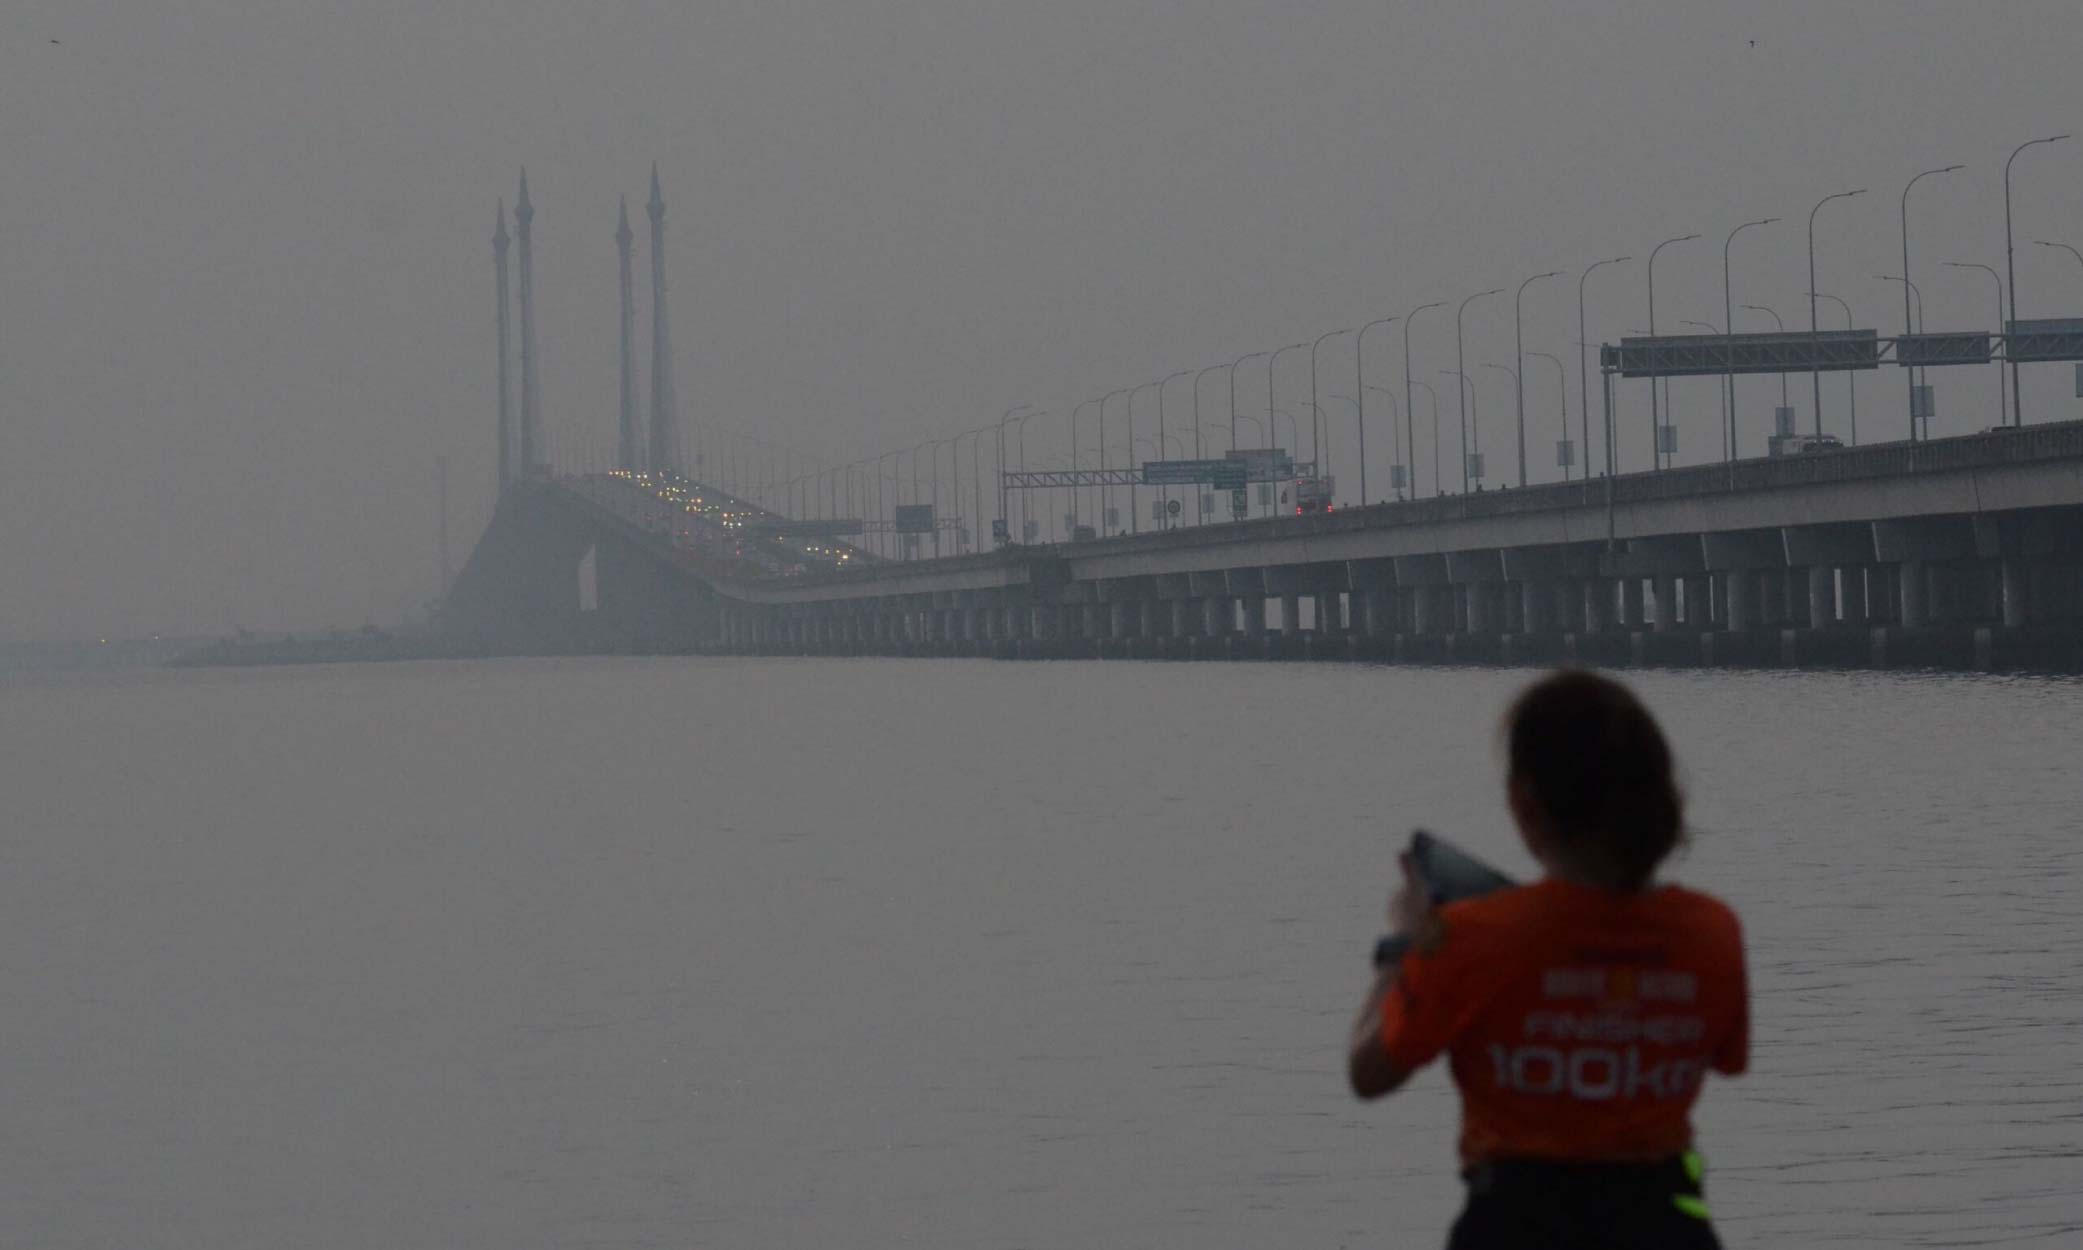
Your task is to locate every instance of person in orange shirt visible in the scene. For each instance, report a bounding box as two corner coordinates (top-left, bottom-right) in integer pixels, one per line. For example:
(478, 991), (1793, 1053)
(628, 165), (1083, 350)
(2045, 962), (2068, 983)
(1349, 670), (1749, 1249)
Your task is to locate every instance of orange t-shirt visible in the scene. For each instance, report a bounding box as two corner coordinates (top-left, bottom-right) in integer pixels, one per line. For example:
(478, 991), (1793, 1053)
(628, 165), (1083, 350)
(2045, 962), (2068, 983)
(1380, 877), (1748, 1166)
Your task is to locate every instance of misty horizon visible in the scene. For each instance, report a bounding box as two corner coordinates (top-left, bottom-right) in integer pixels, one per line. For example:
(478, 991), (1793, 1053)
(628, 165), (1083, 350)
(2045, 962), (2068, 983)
(6, 1), (2083, 640)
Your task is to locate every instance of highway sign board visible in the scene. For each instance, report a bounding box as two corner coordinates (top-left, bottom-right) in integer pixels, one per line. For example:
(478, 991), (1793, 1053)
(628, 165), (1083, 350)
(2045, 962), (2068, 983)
(894, 504), (936, 534)
(1224, 447), (1294, 482)
(2006, 318), (2083, 363)
(1606, 330), (1881, 377)
(1141, 458), (1248, 488)
(1898, 332), (1993, 366)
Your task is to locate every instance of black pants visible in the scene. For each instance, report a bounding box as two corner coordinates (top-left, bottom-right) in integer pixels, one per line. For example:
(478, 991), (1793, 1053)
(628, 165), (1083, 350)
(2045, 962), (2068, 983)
(1446, 1154), (1720, 1250)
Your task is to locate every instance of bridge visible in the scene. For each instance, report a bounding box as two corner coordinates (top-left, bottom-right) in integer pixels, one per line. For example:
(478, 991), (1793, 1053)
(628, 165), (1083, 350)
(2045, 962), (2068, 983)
(443, 419), (2083, 672)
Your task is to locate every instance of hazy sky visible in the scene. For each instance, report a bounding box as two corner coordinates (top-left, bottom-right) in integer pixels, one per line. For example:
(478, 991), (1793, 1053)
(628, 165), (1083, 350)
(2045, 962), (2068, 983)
(5, 1), (2081, 638)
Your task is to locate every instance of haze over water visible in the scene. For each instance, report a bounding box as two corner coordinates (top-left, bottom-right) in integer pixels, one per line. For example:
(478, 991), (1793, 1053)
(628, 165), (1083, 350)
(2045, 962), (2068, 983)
(4, 658), (2078, 1248)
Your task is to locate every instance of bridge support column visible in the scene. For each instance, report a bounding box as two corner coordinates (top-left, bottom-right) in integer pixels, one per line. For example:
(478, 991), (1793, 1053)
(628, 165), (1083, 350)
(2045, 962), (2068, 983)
(1279, 594), (1301, 637)
(1413, 586), (1439, 635)
(1139, 598), (1160, 638)
(1362, 590), (1391, 637)
(1808, 566), (1835, 627)
(1460, 585), (1484, 634)
(1618, 578), (1643, 629)
(1172, 599), (1192, 638)
(1844, 568), (1872, 624)
(1898, 561), (1928, 628)
(1518, 582), (1546, 634)
(1315, 592), (1341, 635)
(1203, 596), (1230, 638)
(1241, 595), (1267, 636)
(2002, 558), (2032, 628)
(1649, 575), (1676, 632)
(1684, 574), (1712, 628)
(1110, 600), (1133, 639)
(1580, 580), (1609, 634)
(1723, 571), (1754, 630)
(1080, 602), (1102, 640)
(1031, 603), (1058, 643)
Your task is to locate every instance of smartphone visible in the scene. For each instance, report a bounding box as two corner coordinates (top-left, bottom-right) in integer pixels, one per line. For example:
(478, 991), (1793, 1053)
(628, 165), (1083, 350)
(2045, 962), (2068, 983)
(1407, 829), (1517, 904)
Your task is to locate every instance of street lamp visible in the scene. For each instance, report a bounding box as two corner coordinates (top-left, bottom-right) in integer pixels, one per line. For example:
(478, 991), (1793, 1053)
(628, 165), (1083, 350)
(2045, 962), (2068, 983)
(1480, 364), (1520, 485)
(1013, 408), (1051, 544)
(994, 403), (1035, 544)
(1808, 188), (1867, 437)
(1455, 289), (1504, 492)
(1741, 304), (1791, 437)
(1526, 351), (1569, 482)
(1154, 369), (1195, 525)
(1876, 275), (1926, 438)
(1805, 292), (1858, 443)
(1227, 352), (1269, 521)
(2038, 239), (2083, 273)
(1355, 315), (1400, 505)
(2006, 135), (2071, 427)
(1309, 328), (1354, 489)
(1902, 164), (1963, 439)
(1442, 369), (1477, 488)
(1268, 341), (1309, 506)
(1192, 362), (1231, 524)
(1410, 379), (1440, 495)
(1722, 219), (1777, 461)
(1095, 389), (1129, 534)
(1577, 257), (1630, 478)
(1681, 316), (1731, 463)
(1945, 262), (2007, 423)
(1514, 272), (1560, 486)
(1361, 383), (1405, 496)
(1402, 303), (1445, 496)
(1647, 234), (1699, 470)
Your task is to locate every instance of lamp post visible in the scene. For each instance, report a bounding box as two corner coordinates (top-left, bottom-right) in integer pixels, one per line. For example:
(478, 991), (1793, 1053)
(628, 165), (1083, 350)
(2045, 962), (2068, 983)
(2006, 135), (2071, 427)
(1901, 165), (1963, 440)
(1268, 341), (1309, 509)
(1322, 394), (1363, 503)
(1514, 272), (1560, 487)
(1410, 380), (1440, 495)
(1646, 234), (1699, 470)
(1068, 397), (1100, 532)
(1808, 188), (1867, 437)
(1309, 328), (1354, 491)
(1681, 317), (1729, 462)
(1355, 315), (1400, 505)
(1806, 292), (1858, 443)
(994, 403), (1035, 544)
(1722, 218), (1777, 461)
(1227, 352), (1269, 521)
(1876, 275), (1926, 439)
(1013, 408), (1051, 544)
(1577, 257), (1630, 478)
(1945, 262), (2007, 424)
(1096, 389), (1128, 534)
(1361, 383), (1405, 496)
(1455, 290), (1504, 492)
(2038, 239), (2083, 273)
(1154, 369), (1194, 526)
(1741, 304), (1791, 433)
(874, 447), (903, 559)
(1526, 351), (1568, 482)
(1442, 369), (1476, 489)
(1402, 303), (1445, 496)
(1480, 364), (1519, 485)
(1192, 363), (1230, 524)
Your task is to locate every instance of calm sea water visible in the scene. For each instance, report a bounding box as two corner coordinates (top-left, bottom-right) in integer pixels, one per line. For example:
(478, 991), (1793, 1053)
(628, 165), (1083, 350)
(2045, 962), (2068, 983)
(3, 657), (2078, 1248)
